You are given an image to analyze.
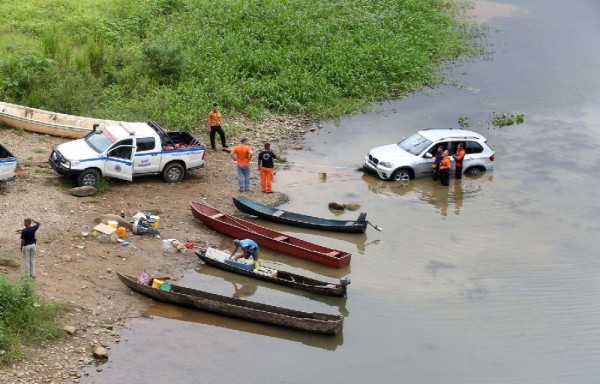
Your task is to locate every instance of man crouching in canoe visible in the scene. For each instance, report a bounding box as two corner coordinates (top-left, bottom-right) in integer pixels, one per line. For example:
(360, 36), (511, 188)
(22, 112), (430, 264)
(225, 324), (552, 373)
(230, 239), (260, 268)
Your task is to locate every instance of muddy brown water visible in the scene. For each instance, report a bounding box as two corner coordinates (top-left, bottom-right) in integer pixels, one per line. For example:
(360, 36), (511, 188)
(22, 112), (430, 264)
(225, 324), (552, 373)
(82, 1), (600, 383)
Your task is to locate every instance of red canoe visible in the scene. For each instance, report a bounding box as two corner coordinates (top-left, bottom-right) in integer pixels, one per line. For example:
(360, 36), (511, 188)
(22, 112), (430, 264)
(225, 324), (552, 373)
(190, 201), (351, 268)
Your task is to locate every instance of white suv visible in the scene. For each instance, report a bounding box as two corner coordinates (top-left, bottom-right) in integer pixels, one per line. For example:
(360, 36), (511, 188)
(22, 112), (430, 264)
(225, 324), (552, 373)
(364, 128), (494, 181)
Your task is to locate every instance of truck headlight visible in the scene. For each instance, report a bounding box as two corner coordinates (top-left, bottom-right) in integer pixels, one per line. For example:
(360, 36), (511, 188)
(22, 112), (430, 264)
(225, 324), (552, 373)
(379, 162), (393, 168)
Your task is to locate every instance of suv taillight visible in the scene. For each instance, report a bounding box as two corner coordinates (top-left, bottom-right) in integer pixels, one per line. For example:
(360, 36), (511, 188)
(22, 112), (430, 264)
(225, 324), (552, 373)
(202, 150), (206, 160)
(489, 154), (494, 161)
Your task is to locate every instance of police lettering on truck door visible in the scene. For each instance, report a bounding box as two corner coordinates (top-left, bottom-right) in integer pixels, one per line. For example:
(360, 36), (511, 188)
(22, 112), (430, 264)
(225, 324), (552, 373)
(133, 137), (161, 173)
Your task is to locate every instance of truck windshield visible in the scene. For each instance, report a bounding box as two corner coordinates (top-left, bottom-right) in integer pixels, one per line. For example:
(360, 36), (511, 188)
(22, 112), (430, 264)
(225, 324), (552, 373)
(398, 133), (432, 156)
(85, 131), (115, 153)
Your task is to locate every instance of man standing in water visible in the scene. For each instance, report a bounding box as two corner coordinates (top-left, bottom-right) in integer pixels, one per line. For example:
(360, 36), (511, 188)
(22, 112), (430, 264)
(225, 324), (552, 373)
(207, 103), (228, 151)
(432, 145), (444, 181)
(258, 142), (277, 193)
(438, 150), (451, 186)
(453, 143), (465, 179)
(20, 218), (41, 278)
(230, 138), (253, 192)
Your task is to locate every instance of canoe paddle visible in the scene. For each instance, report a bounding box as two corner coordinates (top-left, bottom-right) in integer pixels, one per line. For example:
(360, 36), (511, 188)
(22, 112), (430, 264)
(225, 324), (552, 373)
(367, 221), (382, 231)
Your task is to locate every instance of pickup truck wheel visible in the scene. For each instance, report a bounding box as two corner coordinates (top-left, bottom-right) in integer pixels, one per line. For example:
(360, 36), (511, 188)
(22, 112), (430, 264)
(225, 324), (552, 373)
(163, 163), (185, 183)
(77, 169), (100, 187)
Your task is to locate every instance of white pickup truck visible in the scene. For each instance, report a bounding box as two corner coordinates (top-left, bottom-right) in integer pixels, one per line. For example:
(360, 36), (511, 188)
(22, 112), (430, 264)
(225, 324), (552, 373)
(0, 142), (17, 182)
(49, 121), (206, 186)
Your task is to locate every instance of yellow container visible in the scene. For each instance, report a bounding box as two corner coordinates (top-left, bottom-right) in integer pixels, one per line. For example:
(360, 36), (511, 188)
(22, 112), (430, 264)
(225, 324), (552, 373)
(107, 220), (118, 229)
(149, 215), (160, 228)
(116, 227), (126, 238)
(152, 278), (164, 289)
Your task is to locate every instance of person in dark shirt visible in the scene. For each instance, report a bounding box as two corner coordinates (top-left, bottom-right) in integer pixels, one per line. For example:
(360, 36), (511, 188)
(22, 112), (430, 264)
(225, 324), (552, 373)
(257, 143), (278, 193)
(20, 218), (41, 278)
(432, 145), (444, 181)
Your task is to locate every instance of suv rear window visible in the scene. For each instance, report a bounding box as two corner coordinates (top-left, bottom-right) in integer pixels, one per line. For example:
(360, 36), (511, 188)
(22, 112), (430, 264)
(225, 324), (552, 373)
(398, 133), (432, 156)
(465, 141), (483, 154)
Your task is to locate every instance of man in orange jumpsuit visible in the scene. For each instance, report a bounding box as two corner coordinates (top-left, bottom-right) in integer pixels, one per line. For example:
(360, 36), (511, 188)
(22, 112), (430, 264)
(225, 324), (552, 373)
(230, 138), (253, 192)
(453, 143), (466, 179)
(257, 143), (277, 193)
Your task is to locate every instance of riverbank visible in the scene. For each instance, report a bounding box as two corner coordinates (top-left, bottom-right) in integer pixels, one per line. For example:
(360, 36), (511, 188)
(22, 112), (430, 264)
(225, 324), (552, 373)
(0, 115), (304, 383)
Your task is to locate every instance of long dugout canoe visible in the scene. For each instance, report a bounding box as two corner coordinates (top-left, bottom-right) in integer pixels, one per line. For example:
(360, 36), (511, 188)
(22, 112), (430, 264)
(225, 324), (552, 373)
(0, 101), (121, 139)
(118, 272), (343, 335)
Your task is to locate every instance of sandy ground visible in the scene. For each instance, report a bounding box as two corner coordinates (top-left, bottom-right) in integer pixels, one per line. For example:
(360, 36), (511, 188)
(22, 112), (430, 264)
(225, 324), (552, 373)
(0, 115), (311, 383)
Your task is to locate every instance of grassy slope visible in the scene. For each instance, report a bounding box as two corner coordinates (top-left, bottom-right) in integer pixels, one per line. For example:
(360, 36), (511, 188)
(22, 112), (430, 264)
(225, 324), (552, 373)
(0, 0), (483, 129)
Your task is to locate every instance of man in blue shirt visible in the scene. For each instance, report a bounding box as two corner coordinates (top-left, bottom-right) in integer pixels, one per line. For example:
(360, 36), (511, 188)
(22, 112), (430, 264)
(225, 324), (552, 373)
(20, 218), (41, 278)
(230, 239), (259, 265)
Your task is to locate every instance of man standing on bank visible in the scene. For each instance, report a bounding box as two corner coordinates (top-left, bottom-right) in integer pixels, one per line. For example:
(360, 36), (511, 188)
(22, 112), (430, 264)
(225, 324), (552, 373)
(230, 138), (253, 192)
(20, 218), (41, 278)
(453, 143), (466, 179)
(258, 142), (277, 193)
(207, 103), (228, 151)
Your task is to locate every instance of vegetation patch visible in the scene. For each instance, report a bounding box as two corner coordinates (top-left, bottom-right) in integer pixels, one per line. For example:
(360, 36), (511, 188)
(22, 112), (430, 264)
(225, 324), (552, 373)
(0, 275), (63, 362)
(458, 112), (525, 129)
(0, 0), (486, 129)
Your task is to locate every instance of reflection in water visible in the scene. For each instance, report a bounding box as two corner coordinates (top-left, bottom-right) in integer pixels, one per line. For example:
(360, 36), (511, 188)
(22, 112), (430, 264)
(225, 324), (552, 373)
(468, 0), (520, 22)
(195, 264), (349, 316)
(230, 281), (257, 299)
(362, 173), (494, 217)
(144, 304), (344, 351)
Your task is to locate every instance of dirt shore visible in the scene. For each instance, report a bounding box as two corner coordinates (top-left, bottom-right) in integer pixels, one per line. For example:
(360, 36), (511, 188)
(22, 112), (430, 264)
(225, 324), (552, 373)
(0, 114), (313, 383)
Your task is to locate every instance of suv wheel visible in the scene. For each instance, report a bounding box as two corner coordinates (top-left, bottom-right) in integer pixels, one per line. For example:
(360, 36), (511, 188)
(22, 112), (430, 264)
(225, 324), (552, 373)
(465, 166), (485, 176)
(391, 168), (411, 181)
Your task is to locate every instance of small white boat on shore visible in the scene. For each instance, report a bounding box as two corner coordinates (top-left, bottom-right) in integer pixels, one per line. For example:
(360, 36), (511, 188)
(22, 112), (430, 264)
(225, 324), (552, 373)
(0, 101), (121, 139)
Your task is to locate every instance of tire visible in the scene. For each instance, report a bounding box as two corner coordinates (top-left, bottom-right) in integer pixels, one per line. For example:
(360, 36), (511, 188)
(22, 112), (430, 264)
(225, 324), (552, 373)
(162, 162), (185, 183)
(391, 168), (412, 182)
(76, 169), (100, 187)
(465, 166), (485, 176)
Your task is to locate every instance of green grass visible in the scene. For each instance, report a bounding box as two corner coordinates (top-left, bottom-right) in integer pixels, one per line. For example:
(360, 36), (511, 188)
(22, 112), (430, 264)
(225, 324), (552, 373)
(0, 0), (486, 129)
(0, 275), (63, 362)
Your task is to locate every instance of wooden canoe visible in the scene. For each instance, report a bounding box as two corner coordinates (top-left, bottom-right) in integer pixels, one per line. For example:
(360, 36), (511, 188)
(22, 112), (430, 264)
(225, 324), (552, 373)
(189, 201), (352, 268)
(0, 101), (121, 139)
(196, 247), (350, 297)
(117, 272), (343, 335)
(233, 197), (368, 234)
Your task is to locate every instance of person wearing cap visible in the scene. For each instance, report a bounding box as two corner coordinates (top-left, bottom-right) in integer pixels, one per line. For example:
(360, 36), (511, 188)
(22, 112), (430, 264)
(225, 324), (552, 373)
(230, 238), (259, 267)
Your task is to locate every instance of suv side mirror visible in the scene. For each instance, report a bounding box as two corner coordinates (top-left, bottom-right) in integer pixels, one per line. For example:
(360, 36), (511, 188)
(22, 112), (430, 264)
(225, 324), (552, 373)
(424, 153), (433, 158)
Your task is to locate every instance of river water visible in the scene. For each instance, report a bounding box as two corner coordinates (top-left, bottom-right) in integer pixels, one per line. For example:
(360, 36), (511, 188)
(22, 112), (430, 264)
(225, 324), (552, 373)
(82, 1), (600, 383)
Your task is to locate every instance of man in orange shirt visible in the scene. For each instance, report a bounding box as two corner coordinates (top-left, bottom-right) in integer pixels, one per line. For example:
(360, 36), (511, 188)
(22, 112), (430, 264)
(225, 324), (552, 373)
(438, 150), (451, 186)
(452, 142), (466, 179)
(207, 103), (228, 151)
(230, 138), (253, 191)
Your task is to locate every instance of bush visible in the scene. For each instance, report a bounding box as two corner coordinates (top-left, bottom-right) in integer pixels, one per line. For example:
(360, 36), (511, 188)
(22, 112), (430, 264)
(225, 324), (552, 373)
(142, 40), (186, 82)
(0, 275), (63, 362)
